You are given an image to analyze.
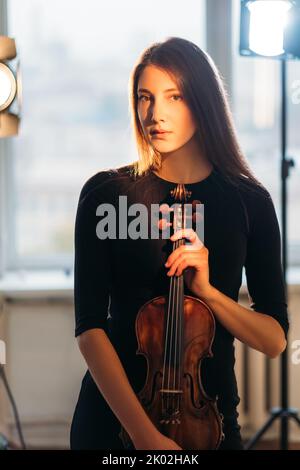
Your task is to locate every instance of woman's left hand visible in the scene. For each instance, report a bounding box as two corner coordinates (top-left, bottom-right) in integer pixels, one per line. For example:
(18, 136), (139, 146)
(165, 228), (213, 299)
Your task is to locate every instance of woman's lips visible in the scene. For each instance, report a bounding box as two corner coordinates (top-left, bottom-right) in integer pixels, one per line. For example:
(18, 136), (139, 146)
(151, 131), (171, 138)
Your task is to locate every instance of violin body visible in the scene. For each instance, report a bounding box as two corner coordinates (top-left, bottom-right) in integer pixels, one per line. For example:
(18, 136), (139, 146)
(119, 295), (224, 450)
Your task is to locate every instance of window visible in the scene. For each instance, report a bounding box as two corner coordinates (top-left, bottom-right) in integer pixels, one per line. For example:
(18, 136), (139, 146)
(232, 0), (300, 267)
(5, 0), (206, 271)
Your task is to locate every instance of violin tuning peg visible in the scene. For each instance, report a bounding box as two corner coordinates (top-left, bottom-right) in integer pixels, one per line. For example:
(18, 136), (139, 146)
(159, 203), (173, 214)
(157, 218), (172, 231)
(192, 199), (202, 210)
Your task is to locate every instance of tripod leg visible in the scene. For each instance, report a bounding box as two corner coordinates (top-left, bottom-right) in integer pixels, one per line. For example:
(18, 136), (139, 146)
(290, 414), (300, 427)
(281, 414), (288, 450)
(244, 413), (279, 450)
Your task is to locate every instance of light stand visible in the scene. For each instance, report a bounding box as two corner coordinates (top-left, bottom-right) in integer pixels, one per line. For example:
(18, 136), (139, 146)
(0, 35), (21, 138)
(244, 58), (300, 450)
(239, 0), (300, 450)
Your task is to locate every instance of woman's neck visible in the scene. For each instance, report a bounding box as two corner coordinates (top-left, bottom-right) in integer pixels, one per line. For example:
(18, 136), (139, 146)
(154, 148), (213, 184)
(153, 132), (213, 184)
(153, 161), (213, 184)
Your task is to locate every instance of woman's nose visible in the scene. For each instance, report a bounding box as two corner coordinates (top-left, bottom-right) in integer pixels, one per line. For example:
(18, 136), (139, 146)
(149, 101), (165, 121)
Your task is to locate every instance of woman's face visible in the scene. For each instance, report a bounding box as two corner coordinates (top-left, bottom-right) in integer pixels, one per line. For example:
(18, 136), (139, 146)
(137, 65), (198, 153)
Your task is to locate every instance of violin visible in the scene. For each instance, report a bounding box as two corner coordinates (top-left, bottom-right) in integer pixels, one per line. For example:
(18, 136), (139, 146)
(119, 183), (224, 450)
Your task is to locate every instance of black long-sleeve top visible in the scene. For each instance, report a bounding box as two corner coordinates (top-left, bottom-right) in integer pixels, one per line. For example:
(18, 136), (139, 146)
(73, 163), (289, 447)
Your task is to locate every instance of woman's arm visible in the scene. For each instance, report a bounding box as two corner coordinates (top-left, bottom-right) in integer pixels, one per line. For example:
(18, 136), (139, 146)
(77, 328), (182, 450)
(77, 328), (156, 444)
(200, 286), (287, 359)
(165, 220), (288, 360)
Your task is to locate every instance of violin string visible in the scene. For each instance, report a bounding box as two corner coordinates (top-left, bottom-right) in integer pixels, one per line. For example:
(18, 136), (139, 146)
(167, 241), (177, 415)
(162, 235), (178, 417)
(172, 237), (184, 417)
(180, 272), (183, 413)
(169, 209), (186, 417)
(165, 237), (179, 417)
(175, 266), (180, 415)
(178, 204), (186, 413)
(174, 240), (183, 411)
(174, 204), (184, 415)
(173, 241), (179, 415)
(175, 203), (186, 415)
(176, 265), (181, 414)
(162, 200), (187, 420)
(162, 261), (173, 417)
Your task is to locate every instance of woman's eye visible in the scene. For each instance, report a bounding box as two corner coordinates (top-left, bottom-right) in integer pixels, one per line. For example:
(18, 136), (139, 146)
(171, 94), (182, 101)
(138, 94), (182, 102)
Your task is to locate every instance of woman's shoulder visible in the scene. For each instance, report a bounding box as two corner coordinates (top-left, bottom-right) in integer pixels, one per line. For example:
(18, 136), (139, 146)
(233, 175), (278, 237)
(233, 176), (274, 217)
(215, 169), (272, 205)
(214, 170), (276, 235)
(78, 163), (137, 205)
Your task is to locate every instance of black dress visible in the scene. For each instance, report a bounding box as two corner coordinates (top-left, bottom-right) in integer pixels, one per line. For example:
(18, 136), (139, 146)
(70, 164), (289, 450)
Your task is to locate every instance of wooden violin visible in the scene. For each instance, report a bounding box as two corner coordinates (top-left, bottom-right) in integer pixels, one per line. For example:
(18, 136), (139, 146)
(119, 183), (224, 449)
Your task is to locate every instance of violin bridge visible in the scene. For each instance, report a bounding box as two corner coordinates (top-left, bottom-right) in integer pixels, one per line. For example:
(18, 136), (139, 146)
(159, 389), (183, 394)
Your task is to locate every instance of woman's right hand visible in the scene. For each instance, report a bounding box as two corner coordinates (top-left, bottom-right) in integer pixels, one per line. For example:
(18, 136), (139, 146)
(134, 430), (182, 450)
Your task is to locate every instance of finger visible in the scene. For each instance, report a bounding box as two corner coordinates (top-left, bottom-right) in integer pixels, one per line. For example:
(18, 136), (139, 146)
(167, 253), (199, 277)
(171, 228), (197, 243)
(167, 258), (187, 277)
(165, 245), (186, 267)
(165, 243), (204, 268)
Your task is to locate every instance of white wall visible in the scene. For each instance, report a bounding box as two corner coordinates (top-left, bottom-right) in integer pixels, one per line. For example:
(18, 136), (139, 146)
(0, 297), (86, 449)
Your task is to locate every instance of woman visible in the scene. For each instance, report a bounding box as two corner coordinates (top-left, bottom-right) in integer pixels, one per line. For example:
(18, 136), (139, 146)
(70, 37), (289, 450)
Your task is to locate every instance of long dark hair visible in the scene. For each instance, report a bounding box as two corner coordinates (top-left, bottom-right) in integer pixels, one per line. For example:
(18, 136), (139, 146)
(128, 36), (264, 190)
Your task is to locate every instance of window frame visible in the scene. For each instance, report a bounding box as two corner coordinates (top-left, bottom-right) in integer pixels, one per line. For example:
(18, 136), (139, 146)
(1, 0), (299, 273)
